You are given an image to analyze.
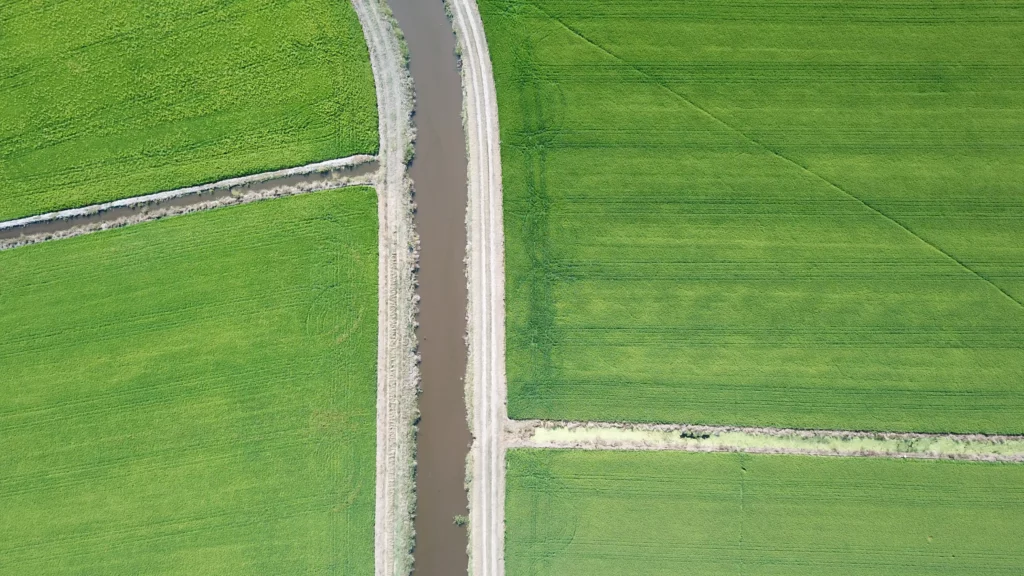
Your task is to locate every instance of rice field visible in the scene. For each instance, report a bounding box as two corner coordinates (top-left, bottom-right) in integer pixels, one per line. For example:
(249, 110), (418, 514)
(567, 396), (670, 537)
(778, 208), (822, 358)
(0, 0), (378, 221)
(506, 449), (1024, 576)
(0, 189), (377, 574)
(480, 0), (1024, 433)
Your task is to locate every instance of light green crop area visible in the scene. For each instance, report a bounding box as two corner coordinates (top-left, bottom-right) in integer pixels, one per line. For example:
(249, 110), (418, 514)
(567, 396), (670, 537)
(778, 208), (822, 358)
(0, 0), (378, 221)
(506, 450), (1024, 576)
(0, 189), (377, 574)
(480, 0), (1024, 433)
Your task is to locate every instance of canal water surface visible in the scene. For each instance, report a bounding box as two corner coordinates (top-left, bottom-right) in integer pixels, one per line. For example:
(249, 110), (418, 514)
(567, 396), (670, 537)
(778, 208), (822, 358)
(388, 1), (472, 574)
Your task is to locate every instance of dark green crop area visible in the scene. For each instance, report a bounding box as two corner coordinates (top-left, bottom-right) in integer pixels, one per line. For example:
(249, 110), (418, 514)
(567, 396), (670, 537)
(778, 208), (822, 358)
(0, 189), (377, 574)
(506, 450), (1024, 576)
(481, 0), (1024, 432)
(0, 0), (377, 221)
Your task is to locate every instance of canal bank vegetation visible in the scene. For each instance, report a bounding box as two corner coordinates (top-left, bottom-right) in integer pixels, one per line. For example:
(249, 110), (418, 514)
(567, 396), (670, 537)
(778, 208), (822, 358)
(0, 189), (379, 573)
(0, 0), (378, 222)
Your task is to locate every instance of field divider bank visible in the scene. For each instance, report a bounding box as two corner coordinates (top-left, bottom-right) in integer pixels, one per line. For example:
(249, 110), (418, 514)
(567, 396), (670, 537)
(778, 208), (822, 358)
(0, 155), (378, 251)
(507, 420), (1024, 463)
(350, 1), (419, 576)
(449, 0), (507, 575)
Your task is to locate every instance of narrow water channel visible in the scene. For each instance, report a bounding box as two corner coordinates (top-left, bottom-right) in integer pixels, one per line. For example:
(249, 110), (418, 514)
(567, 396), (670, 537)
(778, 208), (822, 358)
(387, 1), (472, 575)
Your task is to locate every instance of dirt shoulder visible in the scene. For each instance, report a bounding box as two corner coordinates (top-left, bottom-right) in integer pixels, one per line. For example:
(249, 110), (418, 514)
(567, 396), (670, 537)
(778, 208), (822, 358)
(350, 1), (419, 575)
(448, 1), (506, 575)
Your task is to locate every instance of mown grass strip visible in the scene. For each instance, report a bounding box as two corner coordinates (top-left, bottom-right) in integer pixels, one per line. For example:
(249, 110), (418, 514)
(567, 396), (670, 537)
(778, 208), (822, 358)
(0, 188), (377, 574)
(506, 449), (1024, 576)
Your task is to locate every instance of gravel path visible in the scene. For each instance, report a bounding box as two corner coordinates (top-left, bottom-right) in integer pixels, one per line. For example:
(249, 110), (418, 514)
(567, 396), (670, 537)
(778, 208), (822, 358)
(350, 1), (419, 575)
(449, 1), (506, 575)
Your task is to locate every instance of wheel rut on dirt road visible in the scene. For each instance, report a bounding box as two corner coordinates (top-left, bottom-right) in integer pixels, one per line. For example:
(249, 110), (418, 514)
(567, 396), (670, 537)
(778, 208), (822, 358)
(449, 1), (506, 576)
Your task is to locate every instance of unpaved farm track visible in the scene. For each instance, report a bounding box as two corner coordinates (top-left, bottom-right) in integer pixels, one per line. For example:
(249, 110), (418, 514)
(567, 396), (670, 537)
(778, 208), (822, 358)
(449, 0), (506, 575)
(350, 1), (419, 575)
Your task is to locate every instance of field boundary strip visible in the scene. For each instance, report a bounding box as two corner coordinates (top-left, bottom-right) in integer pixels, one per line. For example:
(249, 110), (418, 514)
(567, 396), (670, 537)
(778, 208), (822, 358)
(349, 1), (419, 576)
(0, 155), (378, 251)
(507, 420), (1024, 463)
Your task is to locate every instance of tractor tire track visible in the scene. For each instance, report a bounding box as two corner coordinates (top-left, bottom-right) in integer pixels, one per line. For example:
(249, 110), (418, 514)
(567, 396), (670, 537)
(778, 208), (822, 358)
(449, 1), (506, 575)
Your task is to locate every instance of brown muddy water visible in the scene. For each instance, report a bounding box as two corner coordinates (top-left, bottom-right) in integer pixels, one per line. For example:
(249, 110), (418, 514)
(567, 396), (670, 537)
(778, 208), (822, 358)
(0, 161), (378, 242)
(389, 0), (472, 574)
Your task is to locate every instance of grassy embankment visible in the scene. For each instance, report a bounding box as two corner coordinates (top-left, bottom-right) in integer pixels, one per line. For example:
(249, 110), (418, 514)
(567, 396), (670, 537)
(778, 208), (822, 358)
(0, 189), (377, 574)
(506, 450), (1024, 576)
(0, 0), (378, 221)
(481, 0), (1024, 433)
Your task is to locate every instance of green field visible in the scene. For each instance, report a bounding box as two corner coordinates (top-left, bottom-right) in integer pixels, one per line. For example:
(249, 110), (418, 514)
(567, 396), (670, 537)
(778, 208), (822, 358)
(481, 0), (1024, 432)
(0, 0), (377, 221)
(506, 450), (1024, 576)
(0, 189), (377, 574)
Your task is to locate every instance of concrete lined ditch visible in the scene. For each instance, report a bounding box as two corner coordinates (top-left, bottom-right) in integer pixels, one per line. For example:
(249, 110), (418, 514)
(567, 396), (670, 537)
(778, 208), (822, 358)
(387, 0), (473, 575)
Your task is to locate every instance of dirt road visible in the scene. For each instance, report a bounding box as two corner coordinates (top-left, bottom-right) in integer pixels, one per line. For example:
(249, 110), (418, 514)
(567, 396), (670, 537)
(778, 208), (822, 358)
(350, 1), (419, 576)
(449, 1), (506, 575)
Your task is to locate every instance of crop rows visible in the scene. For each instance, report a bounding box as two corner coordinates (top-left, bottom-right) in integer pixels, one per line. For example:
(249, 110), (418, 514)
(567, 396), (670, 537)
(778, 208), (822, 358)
(482, 0), (1024, 433)
(0, 189), (378, 574)
(0, 0), (378, 221)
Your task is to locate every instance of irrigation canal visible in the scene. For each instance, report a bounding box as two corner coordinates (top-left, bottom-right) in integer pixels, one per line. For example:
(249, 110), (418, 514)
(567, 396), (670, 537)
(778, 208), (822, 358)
(389, 0), (473, 574)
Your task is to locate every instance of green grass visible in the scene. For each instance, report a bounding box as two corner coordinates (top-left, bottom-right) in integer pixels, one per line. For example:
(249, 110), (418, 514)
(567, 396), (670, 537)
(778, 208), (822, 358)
(480, 0), (1024, 432)
(506, 450), (1024, 576)
(0, 189), (377, 574)
(0, 0), (378, 221)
